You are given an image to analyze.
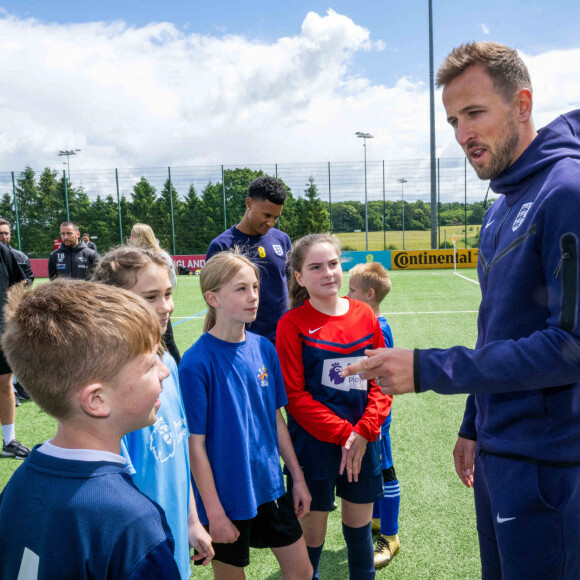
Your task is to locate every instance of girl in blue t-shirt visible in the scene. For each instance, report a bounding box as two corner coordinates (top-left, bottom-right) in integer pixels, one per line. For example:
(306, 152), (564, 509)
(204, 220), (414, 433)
(180, 250), (312, 580)
(92, 246), (213, 578)
(276, 233), (391, 580)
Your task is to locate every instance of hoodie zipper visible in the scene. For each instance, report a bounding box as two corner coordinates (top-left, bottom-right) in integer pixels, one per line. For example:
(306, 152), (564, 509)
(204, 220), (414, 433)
(479, 204), (512, 335)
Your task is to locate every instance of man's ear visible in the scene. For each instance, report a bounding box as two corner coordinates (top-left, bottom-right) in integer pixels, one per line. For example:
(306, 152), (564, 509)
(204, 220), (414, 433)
(245, 197), (253, 211)
(79, 383), (111, 418)
(516, 88), (533, 123)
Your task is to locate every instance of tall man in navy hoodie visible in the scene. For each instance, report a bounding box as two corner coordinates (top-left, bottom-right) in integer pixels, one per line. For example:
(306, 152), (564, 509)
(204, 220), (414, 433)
(206, 176), (291, 344)
(342, 42), (580, 579)
(48, 221), (99, 280)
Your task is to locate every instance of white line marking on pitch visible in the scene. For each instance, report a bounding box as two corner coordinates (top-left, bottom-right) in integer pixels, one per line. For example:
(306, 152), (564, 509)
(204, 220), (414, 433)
(384, 310), (478, 315)
(454, 271), (480, 285)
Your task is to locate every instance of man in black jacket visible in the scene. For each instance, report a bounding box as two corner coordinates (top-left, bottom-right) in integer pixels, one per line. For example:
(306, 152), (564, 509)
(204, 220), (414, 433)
(82, 232), (98, 253)
(0, 241), (28, 458)
(48, 221), (99, 280)
(0, 218), (34, 285)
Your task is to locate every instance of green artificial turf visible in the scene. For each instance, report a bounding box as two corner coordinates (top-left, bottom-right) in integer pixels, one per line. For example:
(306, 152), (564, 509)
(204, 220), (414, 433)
(1, 269), (482, 579)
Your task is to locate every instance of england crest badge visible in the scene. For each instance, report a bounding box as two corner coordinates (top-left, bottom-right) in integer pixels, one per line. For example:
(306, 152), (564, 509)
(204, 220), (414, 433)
(512, 202), (533, 232)
(272, 244), (284, 256)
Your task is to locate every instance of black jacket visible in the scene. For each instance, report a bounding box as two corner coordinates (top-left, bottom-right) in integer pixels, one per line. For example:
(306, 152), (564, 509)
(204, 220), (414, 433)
(48, 240), (99, 280)
(7, 245), (34, 285)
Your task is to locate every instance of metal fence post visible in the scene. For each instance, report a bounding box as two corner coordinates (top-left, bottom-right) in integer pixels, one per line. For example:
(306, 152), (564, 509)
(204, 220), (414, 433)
(11, 172), (22, 251)
(115, 169), (123, 244)
(464, 158), (468, 248)
(437, 158), (441, 249)
(382, 160), (386, 251)
(168, 167), (176, 255)
(221, 165), (227, 231)
(63, 170), (70, 221)
(328, 162), (332, 232)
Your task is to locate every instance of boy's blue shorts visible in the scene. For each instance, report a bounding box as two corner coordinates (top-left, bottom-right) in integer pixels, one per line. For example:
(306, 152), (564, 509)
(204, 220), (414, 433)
(288, 471), (383, 511)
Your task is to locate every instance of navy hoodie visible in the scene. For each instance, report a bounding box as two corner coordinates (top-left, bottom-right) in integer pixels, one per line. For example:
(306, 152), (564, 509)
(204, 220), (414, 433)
(417, 110), (580, 465)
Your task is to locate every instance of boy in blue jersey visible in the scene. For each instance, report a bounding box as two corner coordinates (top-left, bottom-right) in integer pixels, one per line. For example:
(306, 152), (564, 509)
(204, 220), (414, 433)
(206, 176), (291, 343)
(0, 280), (181, 580)
(348, 262), (401, 569)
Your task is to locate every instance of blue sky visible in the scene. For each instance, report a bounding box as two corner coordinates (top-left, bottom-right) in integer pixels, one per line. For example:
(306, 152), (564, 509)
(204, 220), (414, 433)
(4, 0), (578, 86)
(1, 0), (579, 176)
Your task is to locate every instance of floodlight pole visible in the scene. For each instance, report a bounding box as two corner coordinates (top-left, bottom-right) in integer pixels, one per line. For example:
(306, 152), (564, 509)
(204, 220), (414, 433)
(398, 178), (408, 250)
(58, 149), (81, 183)
(355, 132), (373, 251)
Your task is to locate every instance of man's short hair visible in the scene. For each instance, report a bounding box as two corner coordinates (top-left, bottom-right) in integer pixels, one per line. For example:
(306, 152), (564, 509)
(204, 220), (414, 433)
(82, 232), (90, 237)
(60, 221), (80, 232)
(349, 262), (392, 304)
(248, 176), (287, 205)
(2, 280), (161, 420)
(436, 41), (532, 102)
(0, 218), (10, 228)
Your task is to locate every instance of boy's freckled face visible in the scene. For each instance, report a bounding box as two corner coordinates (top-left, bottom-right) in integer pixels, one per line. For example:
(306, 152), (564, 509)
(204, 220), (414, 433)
(346, 276), (367, 303)
(111, 347), (169, 431)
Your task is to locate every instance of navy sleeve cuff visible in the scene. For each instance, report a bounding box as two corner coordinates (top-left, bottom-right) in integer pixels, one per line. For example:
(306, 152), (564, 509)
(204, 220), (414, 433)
(413, 349), (421, 393)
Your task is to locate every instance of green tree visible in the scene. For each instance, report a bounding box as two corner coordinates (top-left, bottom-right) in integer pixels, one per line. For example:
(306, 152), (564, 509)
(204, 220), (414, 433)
(179, 184), (206, 254)
(224, 168), (265, 228)
(130, 177), (157, 226)
(37, 168), (66, 228)
(468, 203), (485, 225)
(0, 194), (15, 225)
(88, 194), (123, 252)
(331, 202), (364, 232)
(14, 166), (49, 257)
(292, 177), (330, 238)
(154, 179), (184, 254)
(199, 181), (225, 250)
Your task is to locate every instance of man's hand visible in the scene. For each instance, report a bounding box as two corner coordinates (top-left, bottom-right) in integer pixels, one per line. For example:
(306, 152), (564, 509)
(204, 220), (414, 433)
(188, 521), (214, 566)
(453, 436), (476, 488)
(339, 431), (368, 482)
(340, 348), (415, 395)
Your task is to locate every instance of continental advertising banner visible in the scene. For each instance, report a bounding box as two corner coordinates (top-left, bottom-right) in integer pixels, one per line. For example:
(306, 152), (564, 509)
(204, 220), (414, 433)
(391, 249), (478, 270)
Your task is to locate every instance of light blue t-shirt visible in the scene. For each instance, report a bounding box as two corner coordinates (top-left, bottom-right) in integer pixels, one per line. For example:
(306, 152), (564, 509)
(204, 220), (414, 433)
(179, 331), (287, 523)
(121, 351), (191, 579)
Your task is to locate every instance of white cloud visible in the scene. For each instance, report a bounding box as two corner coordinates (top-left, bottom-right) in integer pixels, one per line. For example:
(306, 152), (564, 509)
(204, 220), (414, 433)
(481, 23), (490, 34)
(0, 8), (579, 200)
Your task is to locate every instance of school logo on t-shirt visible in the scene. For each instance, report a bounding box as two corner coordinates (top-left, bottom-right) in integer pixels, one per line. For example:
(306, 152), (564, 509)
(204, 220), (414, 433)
(272, 244), (284, 256)
(322, 357), (367, 392)
(257, 365), (269, 387)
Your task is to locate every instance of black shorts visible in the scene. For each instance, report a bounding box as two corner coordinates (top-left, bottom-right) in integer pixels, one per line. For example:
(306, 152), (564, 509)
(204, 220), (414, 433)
(287, 471), (383, 511)
(0, 346), (11, 375)
(198, 493), (303, 568)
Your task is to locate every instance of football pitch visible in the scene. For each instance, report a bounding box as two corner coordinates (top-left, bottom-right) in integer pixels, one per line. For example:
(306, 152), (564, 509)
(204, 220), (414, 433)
(1, 269), (482, 579)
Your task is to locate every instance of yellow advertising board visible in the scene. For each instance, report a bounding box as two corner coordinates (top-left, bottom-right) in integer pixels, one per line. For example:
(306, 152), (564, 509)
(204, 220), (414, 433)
(391, 249), (478, 270)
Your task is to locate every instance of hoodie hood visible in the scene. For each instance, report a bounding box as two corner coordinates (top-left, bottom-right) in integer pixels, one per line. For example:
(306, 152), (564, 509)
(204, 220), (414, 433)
(491, 109), (580, 196)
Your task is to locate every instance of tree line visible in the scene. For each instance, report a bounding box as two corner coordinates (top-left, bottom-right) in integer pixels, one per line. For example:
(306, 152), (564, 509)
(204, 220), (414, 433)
(1, 166), (485, 258)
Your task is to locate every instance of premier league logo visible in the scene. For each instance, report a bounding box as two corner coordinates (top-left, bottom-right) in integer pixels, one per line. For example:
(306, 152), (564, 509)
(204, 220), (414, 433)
(512, 202), (533, 232)
(322, 357), (367, 392)
(329, 362), (345, 385)
(150, 417), (188, 462)
(150, 418), (176, 462)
